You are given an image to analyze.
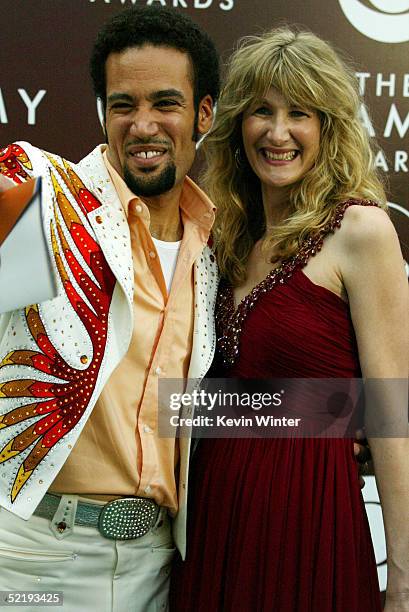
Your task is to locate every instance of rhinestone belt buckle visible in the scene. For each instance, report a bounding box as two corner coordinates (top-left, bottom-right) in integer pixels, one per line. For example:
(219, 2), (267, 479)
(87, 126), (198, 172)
(98, 497), (159, 540)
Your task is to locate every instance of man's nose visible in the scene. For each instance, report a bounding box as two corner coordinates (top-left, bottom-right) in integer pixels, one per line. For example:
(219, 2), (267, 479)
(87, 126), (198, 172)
(129, 109), (159, 138)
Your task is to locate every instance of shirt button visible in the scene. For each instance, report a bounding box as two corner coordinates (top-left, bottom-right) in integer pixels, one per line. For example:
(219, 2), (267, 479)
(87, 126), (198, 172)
(134, 204), (143, 214)
(144, 485), (152, 494)
(149, 251), (156, 259)
(155, 366), (162, 375)
(143, 425), (152, 434)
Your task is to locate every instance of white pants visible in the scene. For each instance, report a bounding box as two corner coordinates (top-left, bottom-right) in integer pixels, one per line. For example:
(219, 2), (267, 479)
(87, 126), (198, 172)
(0, 496), (175, 612)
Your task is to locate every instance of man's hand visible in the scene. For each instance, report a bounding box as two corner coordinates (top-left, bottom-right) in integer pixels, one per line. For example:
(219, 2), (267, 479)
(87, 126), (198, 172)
(354, 429), (371, 489)
(0, 175), (15, 192)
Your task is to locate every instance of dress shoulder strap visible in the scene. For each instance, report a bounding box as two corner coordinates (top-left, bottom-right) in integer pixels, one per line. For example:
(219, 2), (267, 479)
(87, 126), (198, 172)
(295, 198), (380, 268)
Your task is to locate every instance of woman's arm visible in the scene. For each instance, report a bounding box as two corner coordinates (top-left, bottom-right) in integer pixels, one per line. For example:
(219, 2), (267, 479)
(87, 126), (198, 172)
(339, 205), (409, 609)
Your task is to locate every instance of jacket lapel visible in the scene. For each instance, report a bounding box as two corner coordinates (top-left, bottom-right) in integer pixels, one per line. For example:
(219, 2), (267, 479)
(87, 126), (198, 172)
(187, 245), (219, 381)
(76, 147), (134, 305)
(174, 246), (218, 558)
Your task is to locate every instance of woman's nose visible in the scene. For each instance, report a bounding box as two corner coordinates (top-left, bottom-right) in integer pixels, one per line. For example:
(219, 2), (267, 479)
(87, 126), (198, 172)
(266, 115), (291, 145)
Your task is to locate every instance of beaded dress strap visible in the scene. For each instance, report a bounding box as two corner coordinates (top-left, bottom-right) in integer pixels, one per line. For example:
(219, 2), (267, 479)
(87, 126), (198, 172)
(216, 199), (379, 368)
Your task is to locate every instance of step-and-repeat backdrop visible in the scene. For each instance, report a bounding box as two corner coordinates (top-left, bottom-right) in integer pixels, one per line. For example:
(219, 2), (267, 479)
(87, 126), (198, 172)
(1, 0), (408, 593)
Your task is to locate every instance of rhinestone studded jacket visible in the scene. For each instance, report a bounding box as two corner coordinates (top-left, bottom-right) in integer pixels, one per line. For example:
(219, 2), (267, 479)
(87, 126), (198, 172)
(0, 143), (218, 554)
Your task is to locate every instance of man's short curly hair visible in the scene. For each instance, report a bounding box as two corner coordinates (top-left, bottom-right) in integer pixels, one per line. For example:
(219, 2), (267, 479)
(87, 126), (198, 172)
(90, 6), (220, 113)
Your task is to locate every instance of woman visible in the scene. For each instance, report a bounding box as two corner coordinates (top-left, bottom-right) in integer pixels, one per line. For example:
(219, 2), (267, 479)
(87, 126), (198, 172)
(170, 28), (408, 611)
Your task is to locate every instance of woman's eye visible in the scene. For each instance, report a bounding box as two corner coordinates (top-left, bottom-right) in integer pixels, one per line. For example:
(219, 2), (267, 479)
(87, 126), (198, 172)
(254, 107), (271, 116)
(290, 109), (308, 117)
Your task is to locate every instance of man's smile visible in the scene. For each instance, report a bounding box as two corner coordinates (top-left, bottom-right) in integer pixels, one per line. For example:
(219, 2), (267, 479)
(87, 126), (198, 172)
(126, 144), (169, 168)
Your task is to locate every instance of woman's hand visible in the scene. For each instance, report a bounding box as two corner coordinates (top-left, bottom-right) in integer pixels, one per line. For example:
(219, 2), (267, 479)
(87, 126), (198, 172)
(384, 591), (409, 611)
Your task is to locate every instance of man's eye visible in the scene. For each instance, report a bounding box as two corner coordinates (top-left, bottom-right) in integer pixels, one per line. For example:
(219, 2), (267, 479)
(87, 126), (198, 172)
(110, 102), (132, 111)
(156, 100), (179, 108)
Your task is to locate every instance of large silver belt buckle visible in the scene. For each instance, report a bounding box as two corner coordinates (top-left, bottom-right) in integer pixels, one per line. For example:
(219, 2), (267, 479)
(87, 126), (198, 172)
(98, 497), (159, 540)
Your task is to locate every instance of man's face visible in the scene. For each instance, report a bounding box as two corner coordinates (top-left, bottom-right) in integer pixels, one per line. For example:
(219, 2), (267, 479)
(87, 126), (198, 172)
(105, 45), (213, 200)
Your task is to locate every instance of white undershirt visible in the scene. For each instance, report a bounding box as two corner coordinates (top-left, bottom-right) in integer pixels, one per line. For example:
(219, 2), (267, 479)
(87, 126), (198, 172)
(152, 237), (182, 293)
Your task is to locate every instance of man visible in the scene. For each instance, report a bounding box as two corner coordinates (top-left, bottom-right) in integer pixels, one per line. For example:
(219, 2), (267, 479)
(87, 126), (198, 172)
(0, 7), (219, 611)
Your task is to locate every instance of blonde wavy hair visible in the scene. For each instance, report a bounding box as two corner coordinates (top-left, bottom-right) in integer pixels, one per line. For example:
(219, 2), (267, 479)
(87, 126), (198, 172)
(202, 26), (387, 286)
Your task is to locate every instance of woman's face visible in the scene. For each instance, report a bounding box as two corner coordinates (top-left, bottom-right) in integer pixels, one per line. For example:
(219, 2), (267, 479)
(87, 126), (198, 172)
(241, 88), (321, 197)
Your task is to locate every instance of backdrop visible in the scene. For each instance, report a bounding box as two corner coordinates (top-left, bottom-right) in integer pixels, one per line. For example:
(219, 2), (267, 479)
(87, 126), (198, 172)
(1, 0), (408, 271)
(1, 0), (408, 594)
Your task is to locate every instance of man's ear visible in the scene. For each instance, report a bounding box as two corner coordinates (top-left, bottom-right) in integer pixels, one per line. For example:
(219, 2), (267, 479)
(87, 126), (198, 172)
(197, 95), (214, 137)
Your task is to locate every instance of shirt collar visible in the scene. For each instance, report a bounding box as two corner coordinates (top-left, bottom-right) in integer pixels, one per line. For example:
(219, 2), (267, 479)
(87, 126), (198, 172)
(102, 148), (215, 233)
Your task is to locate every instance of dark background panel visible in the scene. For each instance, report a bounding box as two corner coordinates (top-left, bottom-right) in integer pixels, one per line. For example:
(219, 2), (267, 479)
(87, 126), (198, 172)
(0, 0), (408, 242)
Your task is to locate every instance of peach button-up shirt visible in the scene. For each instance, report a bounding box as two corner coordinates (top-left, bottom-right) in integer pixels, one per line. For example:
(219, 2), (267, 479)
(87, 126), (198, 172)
(50, 152), (215, 514)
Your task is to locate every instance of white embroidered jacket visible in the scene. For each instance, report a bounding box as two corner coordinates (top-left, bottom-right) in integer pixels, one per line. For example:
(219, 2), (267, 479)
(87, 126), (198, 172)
(0, 142), (218, 556)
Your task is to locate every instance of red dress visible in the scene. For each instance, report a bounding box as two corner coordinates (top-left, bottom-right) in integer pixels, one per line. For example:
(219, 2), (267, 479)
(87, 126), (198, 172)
(170, 202), (382, 612)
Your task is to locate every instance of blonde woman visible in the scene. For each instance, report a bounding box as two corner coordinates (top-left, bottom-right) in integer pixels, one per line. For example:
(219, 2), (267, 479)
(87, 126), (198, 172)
(170, 28), (408, 611)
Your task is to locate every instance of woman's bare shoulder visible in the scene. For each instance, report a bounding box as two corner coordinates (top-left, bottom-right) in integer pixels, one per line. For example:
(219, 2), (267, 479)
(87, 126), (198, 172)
(334, 203), (398, 254)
